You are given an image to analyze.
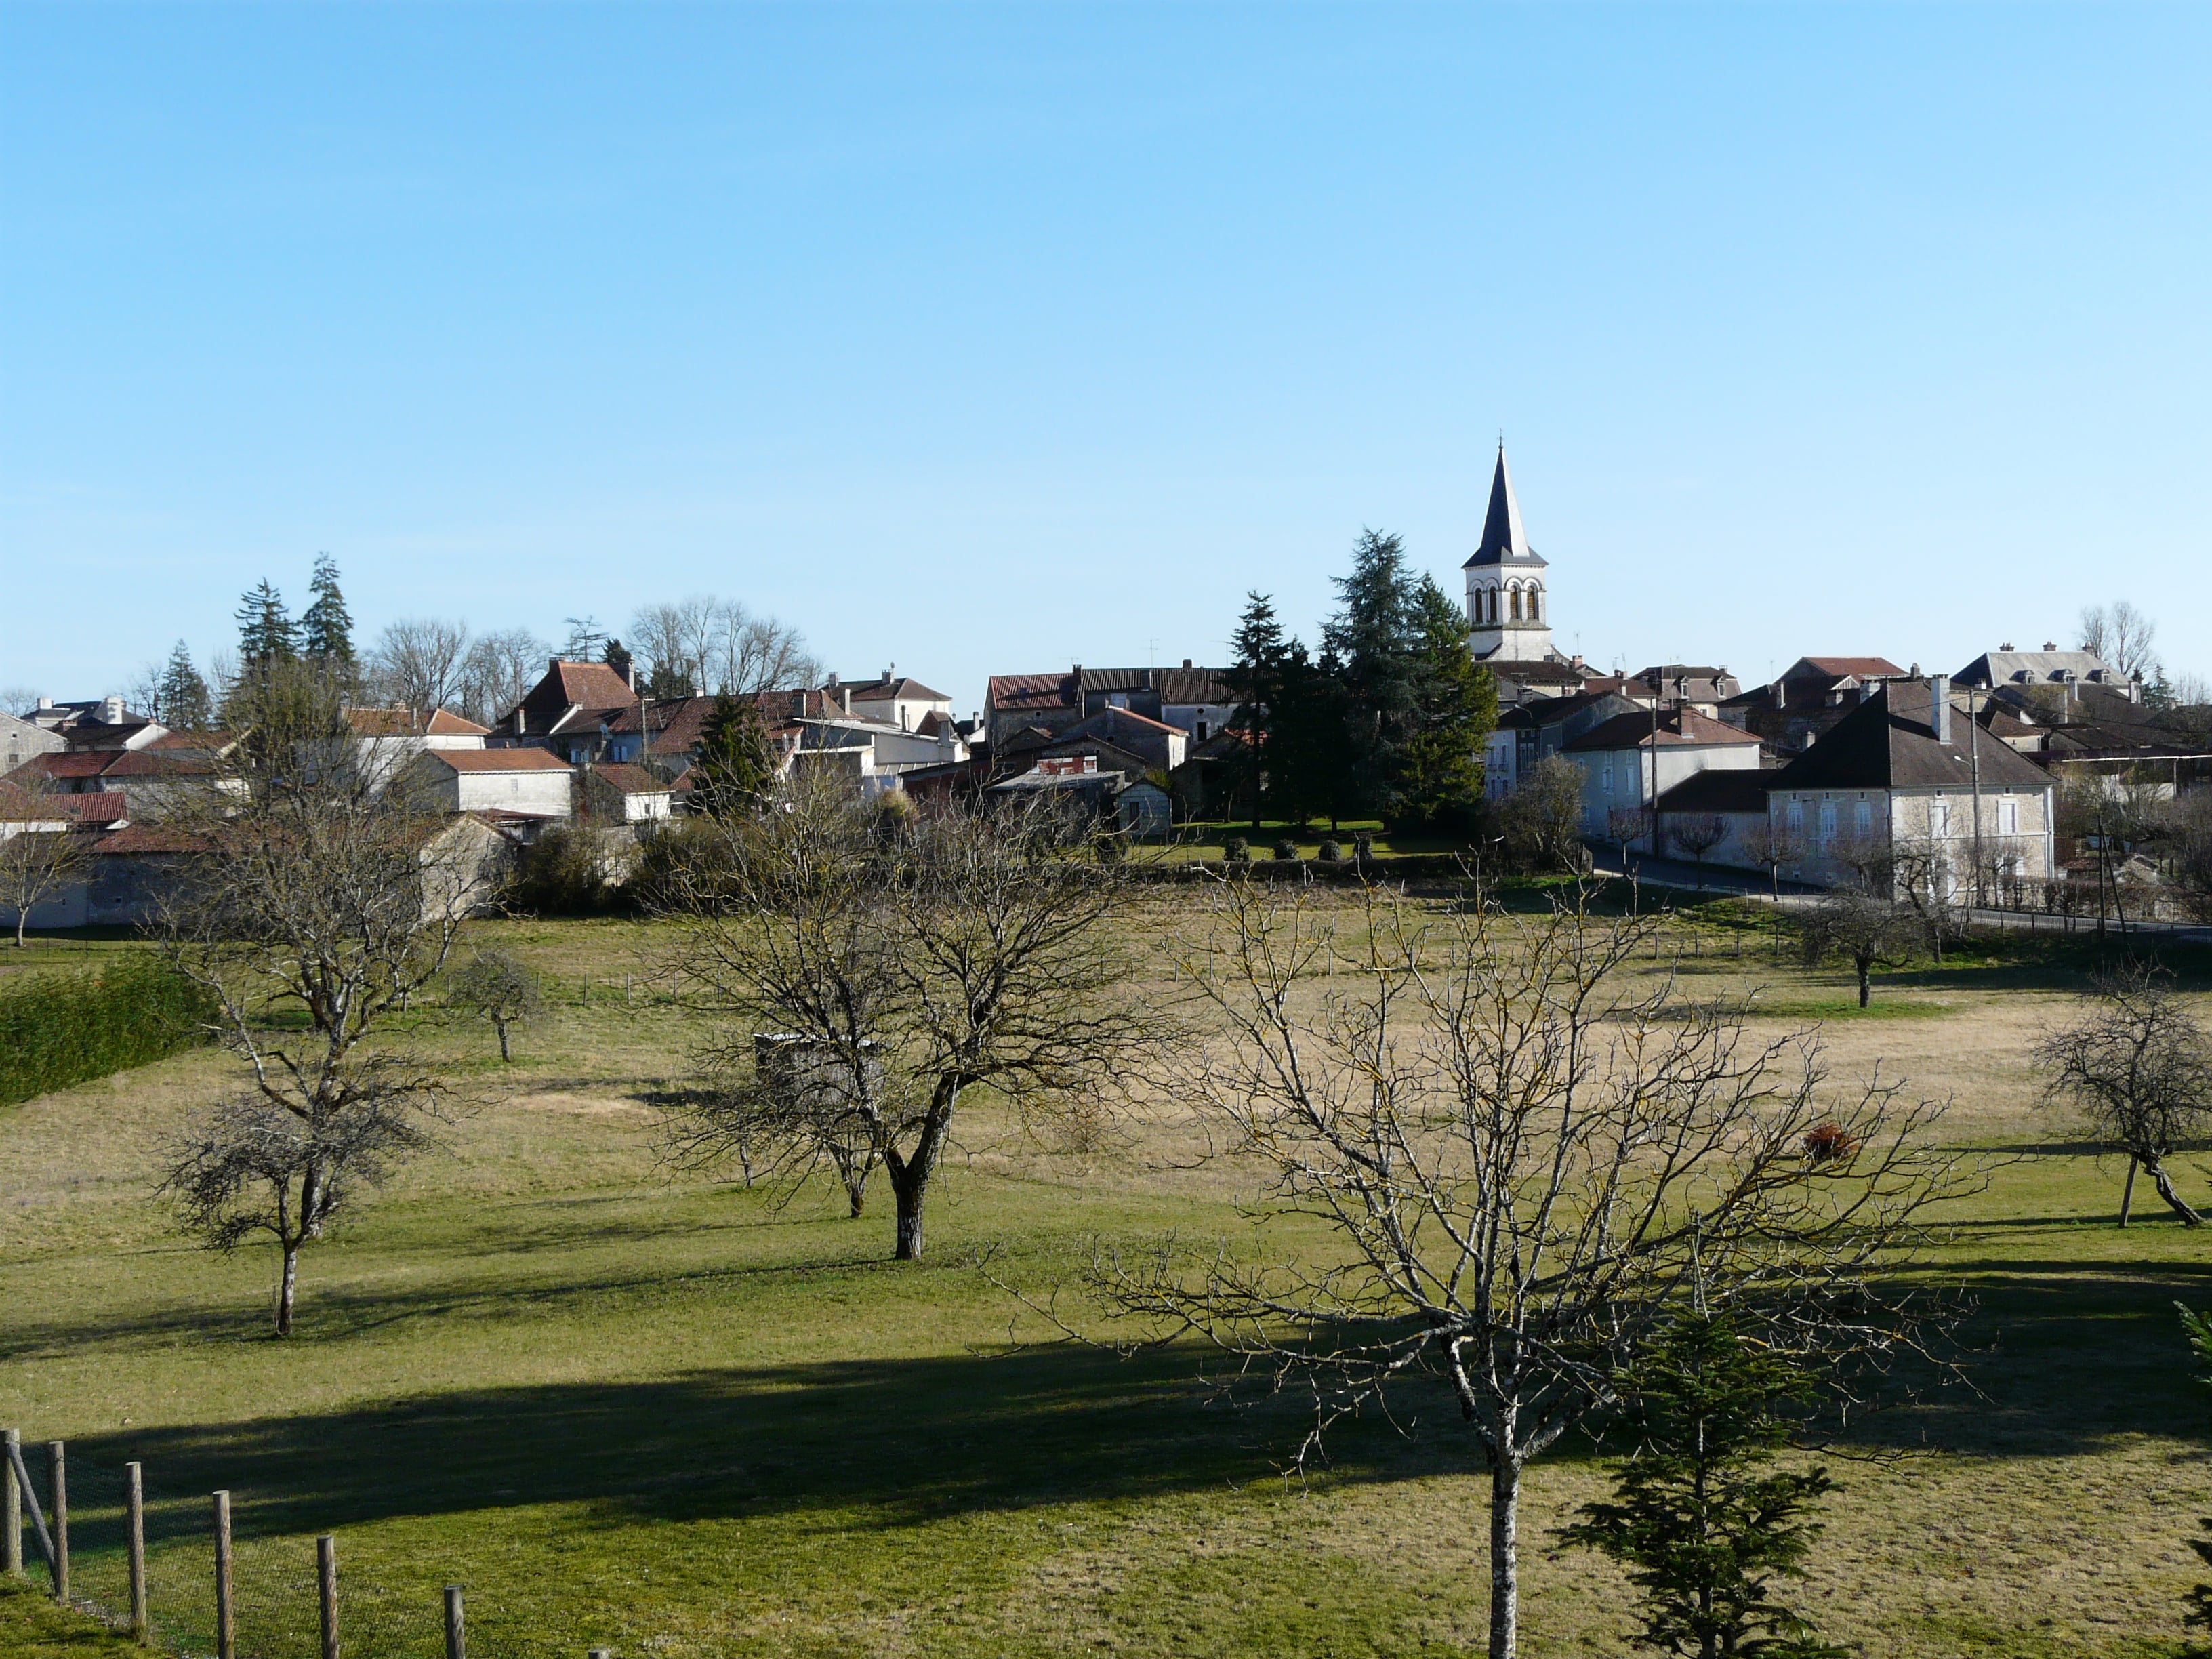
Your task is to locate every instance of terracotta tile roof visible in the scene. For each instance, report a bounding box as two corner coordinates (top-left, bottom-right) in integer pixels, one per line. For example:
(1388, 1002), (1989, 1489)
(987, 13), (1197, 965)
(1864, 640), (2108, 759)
(145, 729), (236, 752)
(0, 781), (121, 822)
(424, 749), (573, 773)
(550, 661), (639, 710)
(21, 751), (123, 781)
(426, 709), (490, 736)
(96, 824), (213, 855)
(590, 763), (671, 795)
(103, 749), (218, 777)
(1565, 708), (1762, 753)
(346, 707), (490, 737)
(987, 672), (1075, 713)
(844, 676), (951, 703)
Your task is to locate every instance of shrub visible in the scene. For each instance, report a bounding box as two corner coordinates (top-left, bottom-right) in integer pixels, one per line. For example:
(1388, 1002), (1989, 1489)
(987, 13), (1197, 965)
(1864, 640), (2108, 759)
(1225, 837), (1250, 863)
(1802, 1122), (1860, 1166)
(506, 823), (619, 916)
(1355, 832), (1375, 862)
(1273, 838), (1300, 861)
(1318, 840), (1345, 864)
(0, 954), (218, 1106)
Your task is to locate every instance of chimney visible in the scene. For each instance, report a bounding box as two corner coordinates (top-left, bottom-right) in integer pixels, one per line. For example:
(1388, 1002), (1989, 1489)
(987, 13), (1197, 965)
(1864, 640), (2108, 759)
(102, 695), (125, 724)
(1774, 677), (1786, 710)
(37, 695), (52, 710)
(549, 656), (562, 675)
(2043, 641), (2055, 652)
(1182, 658), (1193, 670)
(1931, 674), (1952, 745)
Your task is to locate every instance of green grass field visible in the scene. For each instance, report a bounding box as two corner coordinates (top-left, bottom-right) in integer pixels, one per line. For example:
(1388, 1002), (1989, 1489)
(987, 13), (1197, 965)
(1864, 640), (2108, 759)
(3, 910), (2210, 1657)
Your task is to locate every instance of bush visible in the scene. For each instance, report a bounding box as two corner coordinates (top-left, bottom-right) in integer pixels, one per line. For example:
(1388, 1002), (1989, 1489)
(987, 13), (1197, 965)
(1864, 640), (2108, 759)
(1225, 837), (1250, 863)
(0, 954), (218, 1106)
(1354, 833), (1374, 862)
(1273, 838), (1300, 861)
(1318, 840), (1345, 863)
(506, 823), (620, 916)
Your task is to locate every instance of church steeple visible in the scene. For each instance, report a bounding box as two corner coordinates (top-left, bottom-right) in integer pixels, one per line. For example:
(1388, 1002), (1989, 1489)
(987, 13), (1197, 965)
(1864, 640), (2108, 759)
(1462, 441), (1556, 663)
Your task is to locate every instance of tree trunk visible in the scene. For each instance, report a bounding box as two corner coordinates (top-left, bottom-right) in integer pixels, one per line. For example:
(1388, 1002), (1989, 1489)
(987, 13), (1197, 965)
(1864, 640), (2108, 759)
(847, 1179), (866, 1219)
(275, 1244), (299, 1337)
(1488, 1454), (1521, 1659)
(2120, 1155), (2137, 1227)
(2145, 1155), (2204, 1227)
(1856, 959), (1872, 1008)
(496, 1019), (511, 1063)
(893, 1179), (925, 1260)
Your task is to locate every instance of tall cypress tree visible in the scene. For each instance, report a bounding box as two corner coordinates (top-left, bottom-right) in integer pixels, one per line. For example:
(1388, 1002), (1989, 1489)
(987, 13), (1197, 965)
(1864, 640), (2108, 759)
(155, 641), (213, 731)
(1322, 529), (1420, 822)
(1225, 591), (1286, 830)
(235, 580), (298, 672)
(1397, 575), (1499, 835)
(300, 554), (356, 678)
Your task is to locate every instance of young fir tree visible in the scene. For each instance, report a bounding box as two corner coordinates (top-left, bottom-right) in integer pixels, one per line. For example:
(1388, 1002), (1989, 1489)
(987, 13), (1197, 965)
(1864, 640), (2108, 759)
(155, 641), (214, 731)
(1225, 590), (1287, 830)
(1396, 574), (1498, 835)
(300, 554), (356, 682)
(235, 580), (299, 673)
(1322, 528), (1420, 823)
(1561, 1309), (1847, 1659)
(691, 693), (775, 819)
(603, 637), (634, 683)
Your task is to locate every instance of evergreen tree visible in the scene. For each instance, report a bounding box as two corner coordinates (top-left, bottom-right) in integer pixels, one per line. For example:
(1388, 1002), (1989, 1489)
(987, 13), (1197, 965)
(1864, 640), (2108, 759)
(1395, 575), (1498, 835)
(1322, 529), (1420, 821)
(300, 554), (356, 678)
(155, 641), (213, 732)
(234, 580), (298, 673)
(1225, 591), (1287, 830)
(603, 638), (634, 682)
(1561, 1310), (1847, 1659)
(691, 693), (775, 819)
(1267, 640), (1353, 833)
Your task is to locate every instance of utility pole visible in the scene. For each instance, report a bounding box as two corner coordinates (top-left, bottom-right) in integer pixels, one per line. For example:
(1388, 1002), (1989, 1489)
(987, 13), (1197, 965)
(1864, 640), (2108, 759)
(1967, 681), (1984, 909)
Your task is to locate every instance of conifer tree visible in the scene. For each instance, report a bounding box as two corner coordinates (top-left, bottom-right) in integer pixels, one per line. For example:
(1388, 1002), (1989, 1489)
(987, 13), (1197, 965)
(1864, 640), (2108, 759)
(234, 580), (298, 672)
(155, 641), (213, 731)
(1561, 1310), (1847, 1659)
(1267, 640), (1353, 833)
(300, 554), (356, 679)
(1225, 591), (1287, 830)
(691, 693), (775, 819)
(1322, 529), (1420, 821)
(1396, 575), (1498, 834)
(603, 637), (634, 683)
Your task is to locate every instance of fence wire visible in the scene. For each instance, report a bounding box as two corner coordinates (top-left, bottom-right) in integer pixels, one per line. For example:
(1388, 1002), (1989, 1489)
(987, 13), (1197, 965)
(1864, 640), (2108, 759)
(10, 1438), (561, 1659)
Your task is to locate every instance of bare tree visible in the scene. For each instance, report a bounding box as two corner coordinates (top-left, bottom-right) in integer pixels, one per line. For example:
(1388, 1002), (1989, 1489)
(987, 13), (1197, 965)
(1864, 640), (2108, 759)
(1666, 812), (1731, 888)
(659, 779), (1161, 1258)
(2081, 600), (2160, 682)
(1501, 755), (1589, 874)
(1604, 805), (1650, 868)
(155, 714), (489, 1334)
(1885, 834), (1967, 961)
(2040, 966), (2212, 1227)
(367, 617), (471, 714)
(448, 947), (541, 1062)
(0, 773), (94, 946)
(630, 596), (817, 699)
(1082, 882), (1966, 1659)
(457, 628), (554, 728)
(1799, 873), (1919, 1008)
(1738, 820), (1804, 906)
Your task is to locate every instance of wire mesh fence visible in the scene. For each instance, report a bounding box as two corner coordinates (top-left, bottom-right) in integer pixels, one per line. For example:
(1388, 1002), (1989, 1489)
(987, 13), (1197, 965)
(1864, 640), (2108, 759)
(6, 1429), (575, 1659)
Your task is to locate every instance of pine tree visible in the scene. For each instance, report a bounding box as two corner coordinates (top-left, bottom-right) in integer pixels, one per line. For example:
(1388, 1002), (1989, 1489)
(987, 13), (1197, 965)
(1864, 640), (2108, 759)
(1561, 1311), (1847, 1659)
(603, 638), (634, 682)
(691, 694), (775, 819)
(1322, 529), (1420, 821)
(300, 554), (356, 677)
(235, 580), (298, 672)
(1395, 575), (1498, 836)
(1267, 640), (1352, 834)
(1225, 591), (1287, 830)
(155, 641), (213, 732)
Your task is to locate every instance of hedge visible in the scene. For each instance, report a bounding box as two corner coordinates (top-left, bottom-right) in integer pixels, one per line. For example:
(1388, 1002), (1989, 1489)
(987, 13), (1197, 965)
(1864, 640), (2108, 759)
(0, 954), (219, 1106)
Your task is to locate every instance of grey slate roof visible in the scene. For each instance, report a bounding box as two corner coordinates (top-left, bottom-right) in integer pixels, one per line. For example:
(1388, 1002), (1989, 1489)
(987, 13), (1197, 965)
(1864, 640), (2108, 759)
(1462, 444), (1546, 570)
(1771, 682), (2053, 793)
(1654, 769), (1776, 815)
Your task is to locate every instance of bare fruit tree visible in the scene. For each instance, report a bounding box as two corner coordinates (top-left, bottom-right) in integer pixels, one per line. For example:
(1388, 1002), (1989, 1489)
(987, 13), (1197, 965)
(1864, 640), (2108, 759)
(1737, 820), (1804, 906)
(2040, 965), (2212, 1227)
(1501, 755), (1589, 874)
(1799, 874), (1919, 1008)
(449, 947), (542, 1063)
(1666, 811), (1732, 888)
(155, 707), (494, 1334)
(0, 773), (94, 946)
(660, 780), (1163, 1258)
(1085, 882), (1967, 1659)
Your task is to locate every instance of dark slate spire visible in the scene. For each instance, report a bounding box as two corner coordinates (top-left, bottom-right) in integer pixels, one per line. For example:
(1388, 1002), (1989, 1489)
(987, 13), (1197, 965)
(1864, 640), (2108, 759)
(1462, 443), (1545, 569)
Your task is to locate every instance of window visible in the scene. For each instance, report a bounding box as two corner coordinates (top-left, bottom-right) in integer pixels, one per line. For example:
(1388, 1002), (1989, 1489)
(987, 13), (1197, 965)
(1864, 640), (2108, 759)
(1601, 762), (1615, 796)
(1195, 720), (1210, 742)
(1509, 587), (1523, 621)
(1817, 801), (1837, 842)
(1854, 800), (1871, 837)
(1997, 797), (2018, 835)
(1528, 587), (1541, 621)
(1929, 800), (1950, 838)
(1786, 800), (1805, 835)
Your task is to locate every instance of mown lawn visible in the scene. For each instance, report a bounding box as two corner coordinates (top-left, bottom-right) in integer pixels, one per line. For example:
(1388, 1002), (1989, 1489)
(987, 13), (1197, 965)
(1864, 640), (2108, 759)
(2, 909), (2209, 1657)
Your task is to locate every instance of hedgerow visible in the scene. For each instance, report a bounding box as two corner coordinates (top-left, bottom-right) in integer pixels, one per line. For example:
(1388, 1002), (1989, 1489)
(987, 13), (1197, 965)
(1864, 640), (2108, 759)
(0, 953), (217, 1105)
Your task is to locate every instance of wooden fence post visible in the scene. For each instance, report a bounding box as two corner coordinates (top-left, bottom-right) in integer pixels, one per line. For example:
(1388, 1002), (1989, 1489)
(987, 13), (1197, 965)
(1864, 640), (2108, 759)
(47, 1441), (66, 1602)
(213, 1490), (234, 1659)
(445, 1584), (466, 1659)
(3, 1429), (18, 1578)
(317, 1535), (338, 1659)
(126, 1462), (147, 1646)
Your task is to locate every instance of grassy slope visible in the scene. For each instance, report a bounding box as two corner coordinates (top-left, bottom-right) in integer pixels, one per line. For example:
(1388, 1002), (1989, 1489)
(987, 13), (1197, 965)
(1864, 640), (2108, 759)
(1, 914), (2207, 1658)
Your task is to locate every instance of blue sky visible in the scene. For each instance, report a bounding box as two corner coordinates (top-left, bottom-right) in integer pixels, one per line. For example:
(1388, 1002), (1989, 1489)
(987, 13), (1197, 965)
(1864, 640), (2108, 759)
(3, 3), (2208, 714)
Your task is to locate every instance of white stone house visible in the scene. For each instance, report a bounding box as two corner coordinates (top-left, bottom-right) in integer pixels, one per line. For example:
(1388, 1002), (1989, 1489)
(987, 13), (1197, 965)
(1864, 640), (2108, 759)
(1765, 678), (2058, 896)
(1561, 708), (1763, 845)
(578, 762), (676, 823)
(340, 707), (491, 790)
(401, 747), (574, 819)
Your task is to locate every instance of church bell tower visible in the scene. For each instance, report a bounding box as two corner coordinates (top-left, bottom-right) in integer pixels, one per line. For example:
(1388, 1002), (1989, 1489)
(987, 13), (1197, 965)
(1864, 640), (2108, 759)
(1462, 443), (1554, 662)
